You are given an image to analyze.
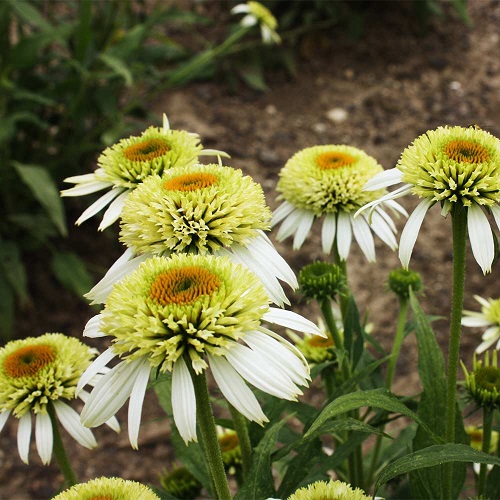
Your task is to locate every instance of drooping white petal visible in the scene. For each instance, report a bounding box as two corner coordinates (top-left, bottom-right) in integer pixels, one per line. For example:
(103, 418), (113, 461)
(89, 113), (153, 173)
(272, 201), (296, 226)
(209, 354), (268, 424)
(231, 3), (250, 15)
(83, 314), (105, 338)
(263, 308), (325, 336)
(53, 401), (97, 449)
(77, 348), (117, 395)
(85, 250), (150, 305)
(61, 180), (112, 197)
(171, 358), (197, 444)
(336, 210), (352, 260)
(0, 410), (10, 433)
(369, 212), (398, 250)
(363, 168), (403, 191)
(199, 148), (230, 158)
(351, 214), (376, 262)
(81, 357), (148, 427)
(461, 316), (492, 327)
(226, 344), (302, 400)
(321, 214), (336, 254)
(481, 325), (500, 341)
(476, 328), (500, 354)
(491, 205), (500, 231)
(35, 412), (53, 465)
(128, 359), (152, 449)
(293, 211), (315, 250)
(398, 198), (433, 269)
(75, 188), (126, 226)
(355, 184), (412, 219)
(384, 199), (409, 218)
(78, 390), (121, 432)
(240, 14), (258, 27)
(275, 208), (309, 242)
(18, 413), (32, 464)
(468, 204), (494, 274)
(98, 190), (129, 231)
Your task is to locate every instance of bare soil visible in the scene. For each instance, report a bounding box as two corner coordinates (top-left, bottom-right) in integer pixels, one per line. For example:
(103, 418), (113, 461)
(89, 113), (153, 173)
(2, 2), (500, 498)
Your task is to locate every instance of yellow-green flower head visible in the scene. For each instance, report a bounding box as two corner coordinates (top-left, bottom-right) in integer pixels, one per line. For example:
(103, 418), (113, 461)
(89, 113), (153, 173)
(465, 425), (499, 453)
(52, 476), (160, 500)
(231, 1), (281, 44)
(295, 334), (337, 365)
(462, 351), (500, 409)
(160, 467), (202, 500)
(61, 113), (228, 230)
(462, 295), (500, 354)
(298, 261), (347, 302)
(273, 145), (406, 260)
(361, 126), (500, 274)
(0, 334), (119, 465)
(287, 479), (371, 500)
(78, 253), (320, 446)
(219, 428), (242, 469)
(120, 163), (271, 255)
(387, 267), (423, 300)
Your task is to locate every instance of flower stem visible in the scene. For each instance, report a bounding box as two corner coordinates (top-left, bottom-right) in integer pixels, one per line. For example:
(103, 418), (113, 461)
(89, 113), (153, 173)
(478, 407), (494, 498)
(190, 369), (232, 500)
(47, 403), (77, 487)
(443, 206), (468, 499)
(229, 404), (252, 480)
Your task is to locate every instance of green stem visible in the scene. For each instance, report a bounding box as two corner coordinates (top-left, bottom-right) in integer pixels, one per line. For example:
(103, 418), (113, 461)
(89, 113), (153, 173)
(47, 403), (77, 487)
(478, 407), (494, 498)
(229, 404), (252, 480)
(443, 206), (468, 500)
(190, 369), (232, 500)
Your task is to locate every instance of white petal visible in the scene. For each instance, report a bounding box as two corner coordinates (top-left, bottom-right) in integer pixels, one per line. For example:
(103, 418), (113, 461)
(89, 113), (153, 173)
(293, 211), (315, 250)
(398, 199), (433, 269)
(384, 199), (409, 218)
(199, 148), (230, 158)
(369, 212), (398, 250)
(128, 359), (151, 449)
(468, 204), (494, 274)
(461, 316), (491, 327)
(98, 191), (129, 231)
(476, 334), (499, 354)
(491, 204), (500, 231)
(363, 168), (403, 191)
(53, 401), (97, 449)
(35, 412), (53, 465)
(78, 391), (121, 433)
(172, 358), (197, 444)
(17, 413), (32, 464)
(83, 314), (105, 338)
(321, 214), (336, 254)
(64, 173), (98, 184)
(275, 208), (309, 242)
(272, 201), (296, 226)
(61, 180), (112, 197)
(81, 357), (148, 427)
(231, 4), (250, 15)
(351, 214), (376, 262)
(209, 354), (268, 424)
(240, 14), (257, 27)
(263, 308), (325, 336)
(336, 210), (352, 260)
(0, 410), (11, 433)
(75, 188), (126, 226)
(77, 348), (117, 395)
(163, 113), (170, 132)
(355, 184), (412, 219)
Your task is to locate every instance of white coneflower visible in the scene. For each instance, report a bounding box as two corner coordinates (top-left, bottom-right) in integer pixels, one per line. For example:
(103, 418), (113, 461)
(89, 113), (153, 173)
(61, 114), (227, 230)
(273, 145), (406, 261)
(86, 163), (297, 306)
(231, 1), (281, 45)
(462, 295), (500, 353)
(360, 126), (500, 274)
(0, 334), (118, 465)
(78, 254), (323, 446)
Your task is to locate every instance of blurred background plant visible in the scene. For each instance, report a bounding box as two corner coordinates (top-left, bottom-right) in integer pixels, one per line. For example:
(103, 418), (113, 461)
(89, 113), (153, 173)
(0, 0), (470, 340)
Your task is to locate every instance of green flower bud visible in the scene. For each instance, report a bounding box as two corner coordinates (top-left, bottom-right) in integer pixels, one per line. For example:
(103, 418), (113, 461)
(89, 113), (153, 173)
(387, 268), (422, 300)
(160, 467), (202, 500)
(462, 351), (500, 409)
(298, 262), (347, 302)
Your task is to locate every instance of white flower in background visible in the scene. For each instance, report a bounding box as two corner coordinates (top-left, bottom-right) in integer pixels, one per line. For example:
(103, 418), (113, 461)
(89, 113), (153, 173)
(231, 1), (281, 45)
(0, 334), (119, 465)
(86, 163), (298, 307)
(462, 295), (500, 353)
(61, 114), (228, 230)
(360, 126), (500, 274)
(273, 145), (407, 261)
(78, 254), (323, 446)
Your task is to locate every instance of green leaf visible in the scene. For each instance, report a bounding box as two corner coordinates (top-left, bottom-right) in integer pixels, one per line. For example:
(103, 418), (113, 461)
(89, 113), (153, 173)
(343, 295), (364, 366)
(7, 0), (52, 31)
(51, 251), (93, 298)
(235, 419), (288, 499)
(13, 162), (67, 236)
(0, 269), (15, 340)
(375, 444), (500, 493)
(304, 388), (442, 444)
(238, 61), (268, 92)
(0, 241), (28, 303)
(98, 53), (134, 86)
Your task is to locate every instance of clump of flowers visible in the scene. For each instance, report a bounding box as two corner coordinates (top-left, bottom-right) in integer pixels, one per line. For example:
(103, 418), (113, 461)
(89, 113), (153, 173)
(0, 334), (118, 464)
(273, 145), (406, 261)
(78, 254), (322, 446)
(287, 479), (371, 500)
(462, 295), (500, 353)
(52, 476), (160, 500)
(462, 350), (500, 409)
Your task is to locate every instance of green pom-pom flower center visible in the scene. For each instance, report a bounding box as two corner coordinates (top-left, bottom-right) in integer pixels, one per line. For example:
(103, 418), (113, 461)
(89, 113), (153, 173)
(475, 366), (500, 392)
(3, 344), (56, 378)
(123, 137), (171, 162)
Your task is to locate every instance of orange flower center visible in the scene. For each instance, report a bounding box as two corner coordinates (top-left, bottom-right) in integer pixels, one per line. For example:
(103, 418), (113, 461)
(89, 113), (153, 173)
(307, 336), (334, 348)
(444, 140), (490, 164)
(316, 152), (356, 170)
(3, 344), (56, 378)
(220, 432), (239, 452)
(150, 267), (221, 306)
(164, 173), (218, 192)
(123, 138), (170, 162)
(88, 497), (113, 500)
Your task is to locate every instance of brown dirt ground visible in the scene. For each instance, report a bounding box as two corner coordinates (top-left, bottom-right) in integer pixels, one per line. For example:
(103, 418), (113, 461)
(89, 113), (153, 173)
(2, 1), (500, 498)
